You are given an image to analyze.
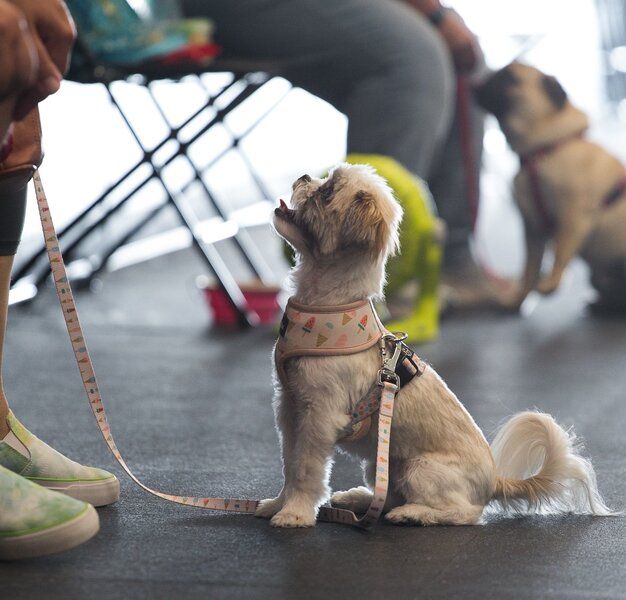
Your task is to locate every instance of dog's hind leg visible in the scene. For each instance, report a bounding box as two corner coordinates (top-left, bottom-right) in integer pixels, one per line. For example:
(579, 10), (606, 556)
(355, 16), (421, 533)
(386, 502), (483, 525)
(384, 454), (486, 526)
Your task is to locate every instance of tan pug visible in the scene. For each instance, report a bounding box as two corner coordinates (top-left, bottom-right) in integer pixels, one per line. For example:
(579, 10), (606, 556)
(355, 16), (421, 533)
(476, 62), (626, 312)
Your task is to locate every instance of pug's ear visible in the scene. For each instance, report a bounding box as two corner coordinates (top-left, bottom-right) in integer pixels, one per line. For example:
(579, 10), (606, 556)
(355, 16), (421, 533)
(542, 75), (567, 110)
(340, 190), (389, 256)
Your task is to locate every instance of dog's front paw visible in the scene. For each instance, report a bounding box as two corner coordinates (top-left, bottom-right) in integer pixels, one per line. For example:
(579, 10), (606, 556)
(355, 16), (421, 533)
(255, 497), (284, 519)
(270, 508), (316, 528)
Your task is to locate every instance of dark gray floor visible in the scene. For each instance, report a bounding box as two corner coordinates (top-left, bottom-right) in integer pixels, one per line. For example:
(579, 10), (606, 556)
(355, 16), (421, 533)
(1, 250), (625, 599)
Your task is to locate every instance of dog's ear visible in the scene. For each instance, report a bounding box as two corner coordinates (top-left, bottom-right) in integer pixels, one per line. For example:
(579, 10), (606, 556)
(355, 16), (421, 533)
(541, 75), (568, 110)
(474, 66), (518, 119)
(340, 190), (389, 256)
(317, 177), (336, 204)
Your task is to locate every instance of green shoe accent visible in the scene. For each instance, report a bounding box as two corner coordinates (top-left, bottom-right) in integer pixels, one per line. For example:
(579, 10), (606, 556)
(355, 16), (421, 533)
(0, 412), (120, 507)
(280, 156), (442, 341)
(0, 465), (99, 560)
(386, 294), (440, 343)
(0, 440), (29, 474)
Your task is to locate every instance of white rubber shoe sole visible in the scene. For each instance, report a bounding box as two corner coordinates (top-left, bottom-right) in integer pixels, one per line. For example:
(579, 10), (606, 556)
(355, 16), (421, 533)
(34, 476), (121, 507)
(0, 504), (99, 561)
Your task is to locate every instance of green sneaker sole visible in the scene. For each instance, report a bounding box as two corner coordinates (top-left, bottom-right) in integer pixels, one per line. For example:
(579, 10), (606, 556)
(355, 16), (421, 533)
(31, 476), (121, 507)
(0, 504), (99, 561)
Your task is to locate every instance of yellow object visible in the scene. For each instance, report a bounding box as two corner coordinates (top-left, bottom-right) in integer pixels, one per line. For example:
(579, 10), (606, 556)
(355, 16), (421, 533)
(346, 154), (442, 343)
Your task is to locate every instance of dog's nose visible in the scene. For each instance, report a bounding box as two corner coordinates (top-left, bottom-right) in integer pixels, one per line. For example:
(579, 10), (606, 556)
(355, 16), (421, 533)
(298, 174), (312, 183)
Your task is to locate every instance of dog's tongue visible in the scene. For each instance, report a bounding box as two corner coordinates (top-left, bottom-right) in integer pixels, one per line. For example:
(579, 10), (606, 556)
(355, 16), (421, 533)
(279, 199), (288, 212)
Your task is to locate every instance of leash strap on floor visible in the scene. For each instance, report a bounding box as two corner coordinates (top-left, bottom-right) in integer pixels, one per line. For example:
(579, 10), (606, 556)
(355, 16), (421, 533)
(33, 170), (395, 530)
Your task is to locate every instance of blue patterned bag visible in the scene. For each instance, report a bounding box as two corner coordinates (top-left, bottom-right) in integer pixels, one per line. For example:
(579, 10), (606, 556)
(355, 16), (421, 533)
(66, 0), (213, 65)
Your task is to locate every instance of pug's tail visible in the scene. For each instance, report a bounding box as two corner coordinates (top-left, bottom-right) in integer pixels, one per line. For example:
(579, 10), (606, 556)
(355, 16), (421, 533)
(490, 411), (613, 515)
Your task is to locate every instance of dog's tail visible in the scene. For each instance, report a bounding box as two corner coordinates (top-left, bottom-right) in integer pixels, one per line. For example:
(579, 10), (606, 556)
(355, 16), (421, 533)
(490, 411), (613, 515)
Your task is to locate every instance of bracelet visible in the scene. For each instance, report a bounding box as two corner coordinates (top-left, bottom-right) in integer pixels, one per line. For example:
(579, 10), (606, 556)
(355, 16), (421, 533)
(427, 7), (447, 27)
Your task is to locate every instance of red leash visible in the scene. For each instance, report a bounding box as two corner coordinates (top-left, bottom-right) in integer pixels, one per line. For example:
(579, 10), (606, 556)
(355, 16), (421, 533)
(519, 132), (626, 232)
(457, 75), (510, 290)
(457, 76), (480, 229)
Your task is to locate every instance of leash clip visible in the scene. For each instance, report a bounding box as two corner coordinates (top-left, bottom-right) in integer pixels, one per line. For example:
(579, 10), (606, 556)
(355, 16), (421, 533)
(377, 368), (399, 389)
(378, 332), (406, 391)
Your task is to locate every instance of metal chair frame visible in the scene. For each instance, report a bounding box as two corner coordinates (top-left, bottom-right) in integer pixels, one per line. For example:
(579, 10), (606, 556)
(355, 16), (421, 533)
(12, 38), (289, 326)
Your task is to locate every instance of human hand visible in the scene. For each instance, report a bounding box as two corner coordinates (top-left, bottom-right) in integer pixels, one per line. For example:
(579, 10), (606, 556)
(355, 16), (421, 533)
(437, 9), (478, 73)
(6, 0), (75, 120)
(0, 0), (38, 102)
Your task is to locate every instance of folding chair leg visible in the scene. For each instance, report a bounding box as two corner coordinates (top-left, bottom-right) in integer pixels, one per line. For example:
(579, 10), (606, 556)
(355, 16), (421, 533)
(88, 200), (170, 279)
(197, 77), (279, 202)
(104, 83), (262, 326)
(145, 83), (276, 284)
(31, 170), (155, 289)
(163, 183), (260, 327)
(12, 75), (244, 287)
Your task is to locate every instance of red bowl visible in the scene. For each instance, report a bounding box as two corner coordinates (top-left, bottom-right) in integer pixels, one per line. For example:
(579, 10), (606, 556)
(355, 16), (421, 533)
(201, 281), (281, 325)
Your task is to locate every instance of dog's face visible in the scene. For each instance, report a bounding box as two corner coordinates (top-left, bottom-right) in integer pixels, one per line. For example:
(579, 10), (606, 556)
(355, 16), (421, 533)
(475, 62), (568, 131)
(273, 164), (402, 263)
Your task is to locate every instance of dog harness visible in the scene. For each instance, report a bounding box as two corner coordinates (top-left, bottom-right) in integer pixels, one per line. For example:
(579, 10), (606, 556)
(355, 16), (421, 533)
(33, 171), (427, 530)
(520, 132), (626, 232)
(276, 298), (425, 441)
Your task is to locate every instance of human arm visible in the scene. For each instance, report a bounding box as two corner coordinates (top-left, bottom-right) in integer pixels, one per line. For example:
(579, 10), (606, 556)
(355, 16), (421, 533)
(5, 0), (75, 120)
(403, 0), (479, 73)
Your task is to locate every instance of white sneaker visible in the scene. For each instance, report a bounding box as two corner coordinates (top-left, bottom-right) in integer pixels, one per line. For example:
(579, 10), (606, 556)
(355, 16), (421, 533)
(0, 465), (99, 560)
(0, 411), (119, 507)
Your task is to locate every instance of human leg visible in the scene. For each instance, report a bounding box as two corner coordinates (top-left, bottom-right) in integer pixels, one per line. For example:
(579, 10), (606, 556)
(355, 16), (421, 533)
(0, 113), (119, 507)
(181, 0), (455, 179)
(0, 178), (27, 438)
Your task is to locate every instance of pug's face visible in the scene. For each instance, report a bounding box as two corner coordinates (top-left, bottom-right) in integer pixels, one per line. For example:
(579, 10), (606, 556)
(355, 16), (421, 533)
(273, 164), (402, 262)
(475, 62), (568, 130)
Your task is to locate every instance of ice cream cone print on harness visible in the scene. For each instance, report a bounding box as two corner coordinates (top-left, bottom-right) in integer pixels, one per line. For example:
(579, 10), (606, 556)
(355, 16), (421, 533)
(276, 299), (383, 368)
(302, 316), (315, 336)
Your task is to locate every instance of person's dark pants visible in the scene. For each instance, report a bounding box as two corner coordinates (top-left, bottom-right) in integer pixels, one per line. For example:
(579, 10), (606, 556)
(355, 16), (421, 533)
(182, 0), (483, 261)
(0, 184), (27, 256)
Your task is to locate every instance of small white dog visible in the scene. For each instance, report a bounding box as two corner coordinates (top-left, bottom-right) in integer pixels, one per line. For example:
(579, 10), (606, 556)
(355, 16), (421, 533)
(258, 163), (610, 528)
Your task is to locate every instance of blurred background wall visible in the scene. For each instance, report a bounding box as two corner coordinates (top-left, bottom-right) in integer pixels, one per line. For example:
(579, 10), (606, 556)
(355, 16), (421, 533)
(21, 0), (626, 285)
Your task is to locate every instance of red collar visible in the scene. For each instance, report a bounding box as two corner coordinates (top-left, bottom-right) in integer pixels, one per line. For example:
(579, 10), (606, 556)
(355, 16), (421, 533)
(519, 130), (585, 167)
(520, 131), (626, 232)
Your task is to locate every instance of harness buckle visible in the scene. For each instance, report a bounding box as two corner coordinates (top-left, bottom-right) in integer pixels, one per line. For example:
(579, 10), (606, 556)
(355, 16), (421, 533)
(377, 331), (407, 392)
(377, 368), (400, 389)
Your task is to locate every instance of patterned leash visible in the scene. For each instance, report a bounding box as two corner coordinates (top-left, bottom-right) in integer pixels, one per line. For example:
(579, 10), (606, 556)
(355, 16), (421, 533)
(33, 170), (397, 529)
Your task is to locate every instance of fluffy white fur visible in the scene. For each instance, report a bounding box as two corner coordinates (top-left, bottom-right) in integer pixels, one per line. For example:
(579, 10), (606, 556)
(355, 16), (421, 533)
(257, 163), (611, 528)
